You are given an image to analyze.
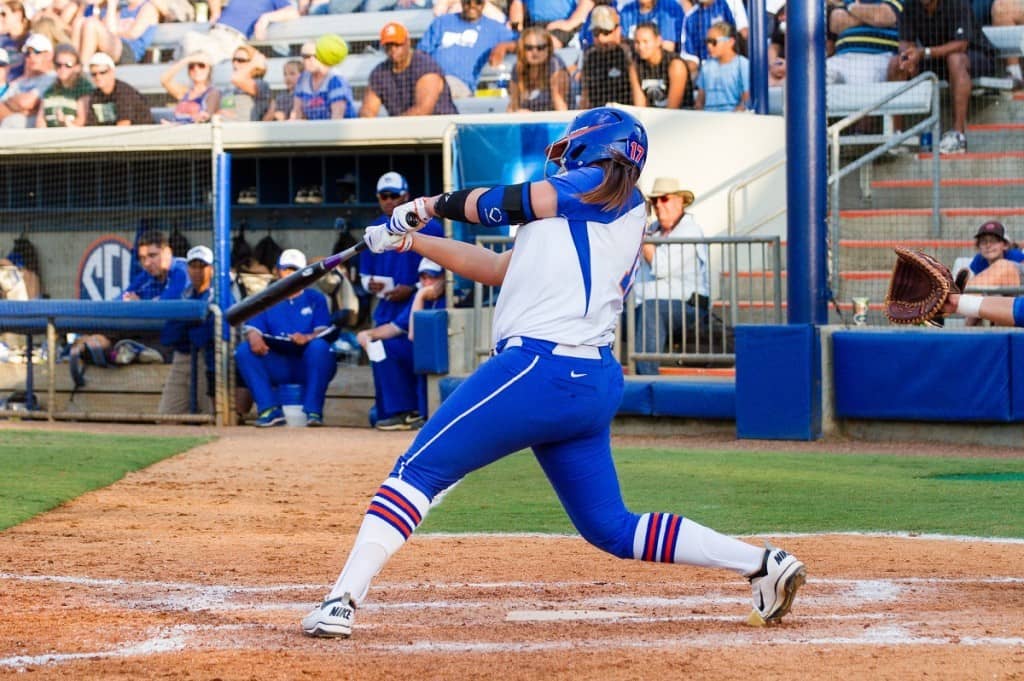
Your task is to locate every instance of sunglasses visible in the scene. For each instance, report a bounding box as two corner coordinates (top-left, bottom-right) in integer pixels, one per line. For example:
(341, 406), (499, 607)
(706, 36), (730, 45)
(378, 192), (403, 200)
(653, 195), (675, 203)
(188, 62), (209, 69)
(89, 68), (110, 76)
(524, 43), (547, 51)
(465, 0), (485, 4)
(232, 56), (250, 63)
(56, 61), (76, 69)
(301, 53), (317, 59)
(382, 42), (402, 50)
(593, 27), (617, 37)
(25, 48), (46, 55)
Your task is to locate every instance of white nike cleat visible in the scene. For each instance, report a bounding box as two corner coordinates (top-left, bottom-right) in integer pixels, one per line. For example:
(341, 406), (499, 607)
(747, 544), (806, 626)
(301, 593), (355, 638)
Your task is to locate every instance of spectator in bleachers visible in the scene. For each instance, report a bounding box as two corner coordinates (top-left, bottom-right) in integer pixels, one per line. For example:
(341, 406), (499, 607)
(220, 43), (271, 122)
(681, 0), (747, 66)
(161, 50), (221, 123)
(84, 51), (153, 124)
(507, 26), (569, 111)
(635, 21), (693, 108)
(418, 0), (517, 99)
(360, 21), (457, 116)
(695, 21), (749, 111)
(37, 42), (91, 126)
(889, 0), (1000, 154)
(290, 39), (356, 119)
(158, 245), (220, 416)
(1, 1), (31, 79)
(620, 0), (685, 52)
(0, 32), (55, 127)
(508, 0), (595, 48)
(579, 5), (645, 107)
(263, 57), (300, 121)
(0, 47), (9, 100)
(182, 0), (300, 65)
(634, 177), (710, 375)
(961, 219), (1024, 283)
(768, 2), (786, 85)
(826, 0), (901, 86)
(990, 0), (1024, 88)
(37, 0), (81, 28)
(234, 248), (337, 428)
(359, 257), (446, 431)
(434, 0), (506, 24)
(73, 0), (159, 67)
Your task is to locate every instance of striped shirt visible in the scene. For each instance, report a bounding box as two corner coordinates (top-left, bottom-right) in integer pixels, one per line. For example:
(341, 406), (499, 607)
(620, 0), (686, 47)
(294, 69), (356, 120)
(834, 0), (903, 55)
(682, 0), (737, 62)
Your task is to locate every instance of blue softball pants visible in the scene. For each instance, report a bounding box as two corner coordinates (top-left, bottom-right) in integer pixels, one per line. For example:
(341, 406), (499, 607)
(235, 339), (338, 415)
(390, 336), (641, 558)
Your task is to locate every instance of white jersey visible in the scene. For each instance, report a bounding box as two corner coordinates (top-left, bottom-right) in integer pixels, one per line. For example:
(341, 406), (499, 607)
(492, 166), (648, 347)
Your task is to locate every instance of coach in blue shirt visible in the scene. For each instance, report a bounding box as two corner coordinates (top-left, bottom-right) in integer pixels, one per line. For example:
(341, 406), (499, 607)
(235, 248), (337, 427)
(123, 230), (189, 301)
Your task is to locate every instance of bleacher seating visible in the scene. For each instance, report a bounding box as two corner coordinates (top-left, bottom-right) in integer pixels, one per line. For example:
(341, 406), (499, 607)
(982, 25), (1024, 57)
(118, 53), (386, 97)
(144, 9), (434, 63)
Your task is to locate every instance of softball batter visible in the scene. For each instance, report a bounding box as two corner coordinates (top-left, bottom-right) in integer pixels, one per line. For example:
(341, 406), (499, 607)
(302, 107), (806, 637)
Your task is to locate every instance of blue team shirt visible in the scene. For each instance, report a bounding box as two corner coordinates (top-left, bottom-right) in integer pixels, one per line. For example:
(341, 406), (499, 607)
(359, 216), (444, 326)
(420, 14), (517, 90)
(620, 0), (685, 46)
(696, 55), (749, 111)
(682, 0), (737, 62)
(246, 288), (331, 337)
(294, 70), (357, 119)
(524, 0), (577, 23)
(218, 0), (294, 37)
(126, 258), (189, 300)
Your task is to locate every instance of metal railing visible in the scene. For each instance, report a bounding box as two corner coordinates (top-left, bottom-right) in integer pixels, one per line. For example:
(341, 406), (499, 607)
(827, 72), (942, 295)
(469, 235), (782, 371)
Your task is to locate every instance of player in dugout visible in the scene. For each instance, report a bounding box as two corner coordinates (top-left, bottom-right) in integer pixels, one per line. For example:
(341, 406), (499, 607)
(300, 107), (806, 638)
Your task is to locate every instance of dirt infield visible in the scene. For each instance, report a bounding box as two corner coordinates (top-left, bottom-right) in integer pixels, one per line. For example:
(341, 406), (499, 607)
(1, 423), (1022, 680)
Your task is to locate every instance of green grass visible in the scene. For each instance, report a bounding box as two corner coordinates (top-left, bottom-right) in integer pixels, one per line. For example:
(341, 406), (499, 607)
(419, 448), (1024, 538)
(0, 430), (210, 531)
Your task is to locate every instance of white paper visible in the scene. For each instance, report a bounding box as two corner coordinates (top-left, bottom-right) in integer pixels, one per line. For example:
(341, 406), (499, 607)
(360, 274), (396, 299)
(366, 339), (387, 363)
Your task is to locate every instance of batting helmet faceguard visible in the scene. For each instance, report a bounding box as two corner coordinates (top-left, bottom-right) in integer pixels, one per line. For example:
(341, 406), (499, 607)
(545, 107), (648, 175)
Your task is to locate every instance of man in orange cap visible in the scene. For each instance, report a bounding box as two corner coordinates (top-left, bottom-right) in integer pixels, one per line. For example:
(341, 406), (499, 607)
(359, 21), (457, 117)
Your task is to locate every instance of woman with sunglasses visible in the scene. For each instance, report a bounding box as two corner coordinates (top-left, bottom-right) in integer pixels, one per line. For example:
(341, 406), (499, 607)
(290, 40), (355, 120)
(221, 43), (270, 122)
(161, 51), (221, 124)
(507, 26), (569, 112)
(37, 43), (91, 126)
(301, 107), (806, 639)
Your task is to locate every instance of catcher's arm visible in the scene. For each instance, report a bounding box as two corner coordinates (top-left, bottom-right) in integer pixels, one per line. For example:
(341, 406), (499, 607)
(944, 293), (1022, 327)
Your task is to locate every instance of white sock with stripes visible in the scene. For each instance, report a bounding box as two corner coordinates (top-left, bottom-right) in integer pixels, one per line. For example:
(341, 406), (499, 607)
(328, 477), (431, 604)
(673, 518), (765, 575)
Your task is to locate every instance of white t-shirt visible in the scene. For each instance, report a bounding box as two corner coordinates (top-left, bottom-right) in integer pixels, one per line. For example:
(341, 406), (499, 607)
(635, 212), (710, 304)
(492, 166), (648, 348)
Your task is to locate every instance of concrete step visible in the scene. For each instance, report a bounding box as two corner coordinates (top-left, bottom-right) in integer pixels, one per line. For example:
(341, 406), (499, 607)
(836, 238), (971, 270)
(968, 93), (1024, 124)
(866, 151), (1024, 181)
(962, 123), (1024, 152)
(849, 183), (1024, 210)
(836, 209), (1024, 239)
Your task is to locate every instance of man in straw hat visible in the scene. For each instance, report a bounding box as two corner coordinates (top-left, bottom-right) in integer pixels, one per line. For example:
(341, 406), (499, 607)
(634, 177), (710, 375)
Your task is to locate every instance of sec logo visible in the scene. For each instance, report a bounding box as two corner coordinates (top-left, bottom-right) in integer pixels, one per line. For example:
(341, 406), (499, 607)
(76, 235), (133, 300)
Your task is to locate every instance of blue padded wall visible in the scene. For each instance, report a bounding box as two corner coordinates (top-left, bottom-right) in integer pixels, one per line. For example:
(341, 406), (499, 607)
(412, 310), (449, 375)
(736, 324), (820, 440)
(651, 381), (735, 419)
(833, 331), (1012, 422)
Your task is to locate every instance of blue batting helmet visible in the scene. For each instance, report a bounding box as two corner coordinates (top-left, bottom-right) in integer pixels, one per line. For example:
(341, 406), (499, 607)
(545, 107), (648, 174)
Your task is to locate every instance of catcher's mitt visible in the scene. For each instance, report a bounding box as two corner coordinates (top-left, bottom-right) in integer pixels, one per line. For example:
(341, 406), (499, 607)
(884, 247), (959, 325)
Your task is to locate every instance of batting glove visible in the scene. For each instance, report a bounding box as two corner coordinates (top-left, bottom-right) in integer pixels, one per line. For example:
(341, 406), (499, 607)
(364, 223), (414, 254)
(387, 198), (430, 235)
